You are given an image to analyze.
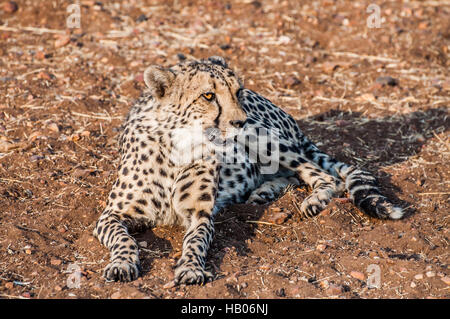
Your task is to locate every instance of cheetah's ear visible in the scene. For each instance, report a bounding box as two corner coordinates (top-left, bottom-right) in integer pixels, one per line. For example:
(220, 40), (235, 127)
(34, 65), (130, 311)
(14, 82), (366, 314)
(143, 66), (176, 98)
(208, 56), (228, 68)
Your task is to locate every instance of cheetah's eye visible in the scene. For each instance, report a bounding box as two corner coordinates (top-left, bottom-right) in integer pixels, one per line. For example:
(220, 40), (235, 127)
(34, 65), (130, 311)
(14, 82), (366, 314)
(202, 92), (215, 101)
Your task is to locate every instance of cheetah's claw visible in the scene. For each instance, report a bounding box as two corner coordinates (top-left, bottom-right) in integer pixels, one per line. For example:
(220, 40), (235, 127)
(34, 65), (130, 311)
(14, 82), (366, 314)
(104, 260), (140, 282)
(174, 264), (214, 285)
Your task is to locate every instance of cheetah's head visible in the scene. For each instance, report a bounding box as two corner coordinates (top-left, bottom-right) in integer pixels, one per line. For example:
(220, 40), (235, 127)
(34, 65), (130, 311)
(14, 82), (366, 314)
(143, 56), (246, 141)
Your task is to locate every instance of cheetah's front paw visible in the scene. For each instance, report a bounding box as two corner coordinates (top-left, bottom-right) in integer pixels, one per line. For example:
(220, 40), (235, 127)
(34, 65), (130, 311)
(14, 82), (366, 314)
(174, 263), (213, 285)
(103, 260), (140, 282)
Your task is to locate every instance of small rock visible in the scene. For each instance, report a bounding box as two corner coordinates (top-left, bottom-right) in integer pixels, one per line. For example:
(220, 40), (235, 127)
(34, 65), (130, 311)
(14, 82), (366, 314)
(321, 61), (340, 73)
(410, 282), (416, 288)
(375, 76), (398, 86)
(316, 244), (326, 252)
(355, 93), (376, 102)
(54, 285), (62, 291)
(139, 241), (148, 248)
(268, 212), (290, 225)
(29, 155), (44, 162)
(285, 75), (301, 87)
(418, 21), (428, 30)
(425, 271), (435, 278)
(325, 283), (342, 295)
(38, 71), (54, 81)
(54, 35), (71, 48)
(50, 258), (62, 266)
(305, 55), (317, 65)
(22, 292), (31, 298)
(271, 207), (281, 213)
(35, 51), (46, 60)
(440, 276), (450, 285)
(135, 73), (144, 83)
(25, 249), (32, 255)
(47, 122), (59, 132)
(3, 1), (18, 13)
(286, 285), (301, 296)
(5, 282), (14, 289)
(335, 119), (350, 127)
(28, 131), (43, 142)
(69, 134), (80, 142)
(414, 274), (424, 280)
(350, 271), (365, 281)
(163, 280), (176, 289)
(319, 280), (329, 290)
(136, 14), (147, 23)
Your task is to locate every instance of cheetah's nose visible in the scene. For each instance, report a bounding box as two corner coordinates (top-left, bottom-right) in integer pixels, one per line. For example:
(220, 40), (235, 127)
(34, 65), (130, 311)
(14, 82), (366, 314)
(229, 120), (245, 128)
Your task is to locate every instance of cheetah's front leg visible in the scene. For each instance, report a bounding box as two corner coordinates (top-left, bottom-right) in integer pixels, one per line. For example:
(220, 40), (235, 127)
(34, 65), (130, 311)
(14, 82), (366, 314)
(172, 161), (218, 285)
(93, 207), (140, 282)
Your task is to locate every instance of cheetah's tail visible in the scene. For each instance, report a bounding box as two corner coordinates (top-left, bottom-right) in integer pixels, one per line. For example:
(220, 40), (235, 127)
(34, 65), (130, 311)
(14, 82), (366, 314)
(337, 164), (405, 220)
(301, 139), (405, 220)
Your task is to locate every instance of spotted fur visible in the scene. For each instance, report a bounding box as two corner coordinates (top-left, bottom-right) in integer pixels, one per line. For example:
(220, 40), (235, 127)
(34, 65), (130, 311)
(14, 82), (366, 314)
(237, 88), (405, 220)
(94, 56), (404, 285)
(94, 57), (247, 284)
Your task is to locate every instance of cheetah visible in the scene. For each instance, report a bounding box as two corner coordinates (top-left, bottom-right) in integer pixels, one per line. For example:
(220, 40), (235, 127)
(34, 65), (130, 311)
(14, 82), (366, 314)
(235, 88), (405, 220)
(94, 57), (247, 284)
(208, 57), (404, 221)
(94, 56), (404, 285)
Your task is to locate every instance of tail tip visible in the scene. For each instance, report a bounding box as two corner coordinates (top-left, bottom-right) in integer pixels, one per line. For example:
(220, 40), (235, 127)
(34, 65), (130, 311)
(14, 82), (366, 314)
(389, 206), (405, 220)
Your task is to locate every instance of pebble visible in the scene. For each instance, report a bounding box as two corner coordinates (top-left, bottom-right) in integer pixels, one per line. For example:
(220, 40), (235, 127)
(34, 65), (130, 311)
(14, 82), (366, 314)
(425, 271), (435, 278)
(47, 122), (59, 132)
(321, 61), (340, 73)
(316, 244), (326, 252)
(375, 76), (398, 86)
(22, 292), (31, 298)
(319, 280), (329, 290)
(135, 73), (144, 83)
(3, 1), (18, 13)
(5, 282), (14, 289)
(268, 212), (289, 225)
(163, 280), (176, 289)
(355, 93), (376, 102)
(28, 131), (43, 141)
(37, 71), (54, 81)
(414, 274), (423, 280)
(350, 271), (365, 281)
(287, 285), (301, 296)
(139, 241), (148, 248)
(284, 75), (301, 87)
(50, 258), (62, 266)
(55, 35), (71, 48)
(325, 283), (342, 296)
(410, 282), (416, 288)
(441, 276), (450, 285)
(35, 51), (47, 60)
